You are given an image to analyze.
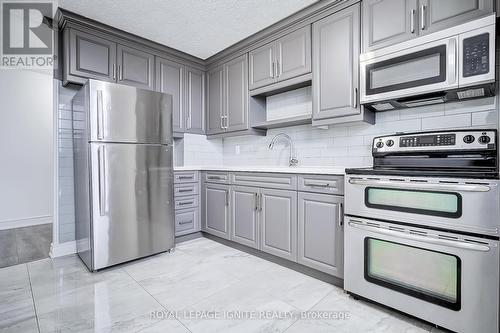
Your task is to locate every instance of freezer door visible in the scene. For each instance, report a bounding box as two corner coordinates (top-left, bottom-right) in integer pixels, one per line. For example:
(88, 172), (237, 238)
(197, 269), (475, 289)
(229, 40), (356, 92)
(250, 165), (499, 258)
(90, 142), (174, 270)
(88, 80), (173, 144)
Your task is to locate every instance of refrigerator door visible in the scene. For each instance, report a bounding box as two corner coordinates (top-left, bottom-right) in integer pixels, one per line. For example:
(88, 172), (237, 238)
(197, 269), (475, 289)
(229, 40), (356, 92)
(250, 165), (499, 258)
(90, 142), (174, 270)
(88, 80), (173, 144)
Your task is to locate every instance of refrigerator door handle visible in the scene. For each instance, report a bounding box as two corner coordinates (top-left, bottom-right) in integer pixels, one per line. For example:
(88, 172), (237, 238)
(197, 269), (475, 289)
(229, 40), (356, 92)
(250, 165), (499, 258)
(98, 145), (107, 216)
(97, 90), (104, 140)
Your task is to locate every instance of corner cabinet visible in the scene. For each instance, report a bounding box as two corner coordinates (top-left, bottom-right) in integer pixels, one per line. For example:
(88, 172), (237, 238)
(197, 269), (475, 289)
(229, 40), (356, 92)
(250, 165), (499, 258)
(312, 4), (361, 123)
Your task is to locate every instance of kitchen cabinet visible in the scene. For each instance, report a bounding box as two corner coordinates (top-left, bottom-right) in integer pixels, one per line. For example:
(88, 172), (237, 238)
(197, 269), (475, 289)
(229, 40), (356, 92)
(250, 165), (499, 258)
(231, 186), (259, 249)
(156, 58), (185, 132)
(117, 45), (154, 90)
(362, 0), (494, 51)
(225, 54), (248, 132)
(207, 66), (225, 135)
(174, 171), (200, 236)
(312, 4), (361, 121)
(249, 26), (311, 90)
(260, 188), (297, 261)
(185, 66), (205, 134)
(202, 183), (230, 240)
(175, 208), (198, 236)
(67, 29), (117, 83)
(298, 192), (343, 277)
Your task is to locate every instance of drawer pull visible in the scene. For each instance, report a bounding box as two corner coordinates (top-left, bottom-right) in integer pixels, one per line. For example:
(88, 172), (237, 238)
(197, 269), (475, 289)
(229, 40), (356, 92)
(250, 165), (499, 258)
(207, 176), (222, 180)
(177, 189), (193, 193)
(304, 182), (330, 188)
(178, 176), (194, 180)
(179, 220), (193, 225)
(178, 201), (194, 206)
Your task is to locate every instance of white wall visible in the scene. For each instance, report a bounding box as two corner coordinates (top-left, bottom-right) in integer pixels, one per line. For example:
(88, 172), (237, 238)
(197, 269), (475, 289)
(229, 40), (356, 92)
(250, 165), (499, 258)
(0, 69), (54, 230)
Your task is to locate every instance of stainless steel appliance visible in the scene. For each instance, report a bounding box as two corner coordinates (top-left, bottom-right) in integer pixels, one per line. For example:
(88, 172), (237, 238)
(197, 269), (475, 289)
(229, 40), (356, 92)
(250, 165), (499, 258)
(360, 15), (496, 111)
(345, 129), (499, 333)
(72, 80), (175, 271)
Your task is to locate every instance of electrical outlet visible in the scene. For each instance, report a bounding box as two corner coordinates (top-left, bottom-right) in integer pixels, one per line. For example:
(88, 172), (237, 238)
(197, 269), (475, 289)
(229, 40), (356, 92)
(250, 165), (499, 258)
(235, 145), (240, 155)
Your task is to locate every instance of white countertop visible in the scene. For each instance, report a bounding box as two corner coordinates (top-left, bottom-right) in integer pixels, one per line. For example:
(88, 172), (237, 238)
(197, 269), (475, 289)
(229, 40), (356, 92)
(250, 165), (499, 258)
(173, 165), (349, 175)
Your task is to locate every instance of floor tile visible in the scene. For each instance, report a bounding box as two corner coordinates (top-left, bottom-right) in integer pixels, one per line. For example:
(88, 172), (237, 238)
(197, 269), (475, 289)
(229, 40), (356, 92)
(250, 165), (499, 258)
(0, 230), (19, 268)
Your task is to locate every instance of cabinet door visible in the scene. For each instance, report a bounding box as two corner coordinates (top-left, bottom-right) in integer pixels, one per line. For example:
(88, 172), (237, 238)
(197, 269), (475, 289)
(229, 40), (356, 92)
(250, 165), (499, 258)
(312, 4), (361, 121)
(202, 183), (230, 239)
(185, 66), (206, 134)
(225, 54), (249, 132)
(362, 0), (418, 52)
(298, 192), (343, 277)
(117, 45), (154, 90)
(231, 186), (259, 249)
(260, 189), (297, 261)
(421, 0), (494, 35)
(249, 43), (276, 90)
(206, 66), (225, 135)
(276, 26), (312, 82)
(175, 208), (199, 236)
(68, 29), (117, 82)
(156, 57), (185, 133)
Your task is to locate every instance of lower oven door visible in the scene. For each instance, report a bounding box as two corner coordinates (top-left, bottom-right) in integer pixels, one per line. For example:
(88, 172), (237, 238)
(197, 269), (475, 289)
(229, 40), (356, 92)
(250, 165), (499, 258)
(344, 216), (499, 333)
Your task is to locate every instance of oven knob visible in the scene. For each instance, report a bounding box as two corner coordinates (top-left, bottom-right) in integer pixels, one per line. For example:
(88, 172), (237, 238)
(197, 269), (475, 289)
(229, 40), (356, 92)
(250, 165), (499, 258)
(385, 139), (394, 147)
(463, 135), (475, 144)
(478, 135), (491, 144)
(376, 141), (384, 148)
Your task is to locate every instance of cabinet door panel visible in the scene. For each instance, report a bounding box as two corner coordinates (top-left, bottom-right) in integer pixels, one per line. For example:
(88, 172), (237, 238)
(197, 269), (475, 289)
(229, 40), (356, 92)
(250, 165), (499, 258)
(249, 43), (276, 90)
(298, 192), (343, 277)
(156, 58), (184, 133)
(225, 54), (248, 132)
(362, 0), (418, 52)
(207, 66), (224, 135)
(277, 26), (312, 82)
(231, 186), (259, 249)
(117, 45), (154, 90)
(185, 67), (205, 134)
(312, 4), (361, 121)
(175, 208), (198, 236)
(69, 29), (116, 82)
(260, 189), (297, 261)
(202, 183), (230, 239)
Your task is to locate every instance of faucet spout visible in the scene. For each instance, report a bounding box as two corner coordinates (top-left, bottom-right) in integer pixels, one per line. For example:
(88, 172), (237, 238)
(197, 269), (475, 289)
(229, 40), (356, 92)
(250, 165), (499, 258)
(267, 133), (298, 167)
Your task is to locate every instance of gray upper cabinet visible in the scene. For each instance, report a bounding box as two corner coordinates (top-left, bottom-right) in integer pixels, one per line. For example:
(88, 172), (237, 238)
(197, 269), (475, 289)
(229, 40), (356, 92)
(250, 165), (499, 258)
(312, 4), (361, 121)
(185, 66), (206, 134)
(67, 29), (117, 83)
(202, 183), (230, 240)
(248, 25), (311, 90)
(156, 57), (184, 132)
(362, 0), (418, 52)
(117, 45), (155, 90)
(231, 186), (259, 249)
(224, 54), (248, 133)
(206, 66), (225, 135)
(260, 188), (297, 262)
(298, 192), (343, 277)
(420, 0), (494, 35)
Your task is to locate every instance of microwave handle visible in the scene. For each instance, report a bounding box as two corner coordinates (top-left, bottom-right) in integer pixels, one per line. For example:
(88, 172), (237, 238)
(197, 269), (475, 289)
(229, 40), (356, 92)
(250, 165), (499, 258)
(448, 38), (457, 85)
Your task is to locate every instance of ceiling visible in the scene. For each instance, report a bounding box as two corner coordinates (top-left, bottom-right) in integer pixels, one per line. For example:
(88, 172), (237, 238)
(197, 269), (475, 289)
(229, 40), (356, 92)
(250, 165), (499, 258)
(58, 0), (320, 59)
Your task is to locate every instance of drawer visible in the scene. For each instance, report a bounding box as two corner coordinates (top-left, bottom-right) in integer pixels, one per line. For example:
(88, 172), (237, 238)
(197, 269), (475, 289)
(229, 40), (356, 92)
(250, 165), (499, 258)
(175, 207), (199, 235)
(298, 175), (344, 195)
(174, 183), (199, 197)
(175, 195), (199, 210)
(203, 171), (230, 184)
(174, 171), (199, 184)
(231, 172), (297, 190)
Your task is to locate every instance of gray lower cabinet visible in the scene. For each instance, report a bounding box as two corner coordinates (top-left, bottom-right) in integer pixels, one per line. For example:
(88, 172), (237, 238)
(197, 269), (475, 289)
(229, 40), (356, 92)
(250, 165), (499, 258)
(260, 188), (297, 261)
(207, 66), (225, 135)
(156, 57), (185, 132)
(185, 67), (205, 134)
(174, 171), (200, 236)
(225, 54), (249, 133)
(117, 45), (155, 90)
(202, 183), (230, 239)
(312, 4), (361, 122)
(175, 208), (198, 236)
(231, 186), (259, 249)
(298, 192), (343, 277)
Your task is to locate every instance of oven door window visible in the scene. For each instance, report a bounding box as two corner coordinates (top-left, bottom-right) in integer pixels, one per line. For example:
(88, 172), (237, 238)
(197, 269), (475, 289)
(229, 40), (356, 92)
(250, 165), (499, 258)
(365, 187), (462, 218)
(365, 45), (446, 96)
(365, 238), (461, 310)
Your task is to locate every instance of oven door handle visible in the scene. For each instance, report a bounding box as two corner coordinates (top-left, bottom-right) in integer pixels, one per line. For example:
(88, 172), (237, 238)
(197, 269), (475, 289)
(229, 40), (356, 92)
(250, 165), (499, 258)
(348, 222), (491, 252)
(348, 179), (491, 192)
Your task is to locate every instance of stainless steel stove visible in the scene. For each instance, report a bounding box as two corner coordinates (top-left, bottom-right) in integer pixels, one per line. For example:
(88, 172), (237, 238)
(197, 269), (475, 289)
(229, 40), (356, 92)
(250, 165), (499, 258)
(344, 129), (499, 333)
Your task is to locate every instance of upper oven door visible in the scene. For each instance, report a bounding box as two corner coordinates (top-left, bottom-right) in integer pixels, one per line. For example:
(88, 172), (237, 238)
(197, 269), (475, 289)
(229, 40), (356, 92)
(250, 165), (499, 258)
(360, 37), (458, 104)
(345, 175), (500, 237)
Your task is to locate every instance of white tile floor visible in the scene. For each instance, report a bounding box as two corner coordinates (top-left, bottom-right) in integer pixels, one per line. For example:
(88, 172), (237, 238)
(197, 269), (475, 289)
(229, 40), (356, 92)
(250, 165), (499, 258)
(0, 237), (448, 333)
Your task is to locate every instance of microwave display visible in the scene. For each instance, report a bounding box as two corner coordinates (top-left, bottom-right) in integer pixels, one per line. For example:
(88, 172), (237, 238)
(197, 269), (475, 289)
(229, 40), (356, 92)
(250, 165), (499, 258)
(463, 33), (489, 77)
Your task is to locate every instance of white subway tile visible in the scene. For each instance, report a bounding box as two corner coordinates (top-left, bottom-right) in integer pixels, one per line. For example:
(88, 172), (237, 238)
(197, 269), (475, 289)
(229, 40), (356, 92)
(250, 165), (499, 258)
(422, 113), (471, 130)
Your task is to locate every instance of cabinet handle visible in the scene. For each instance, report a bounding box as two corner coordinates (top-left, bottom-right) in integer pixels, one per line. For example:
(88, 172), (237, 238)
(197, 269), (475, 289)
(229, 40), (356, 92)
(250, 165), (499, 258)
(177, 176), (194, 180)
(352, 88), (358, 109)
(220, 116), (224, 129)
(420, 5), (426, 30)
(410, 8), (416, 33)
(225, 190), (229, 206)
(178, 201), (194, 206)
(276, 60), (280, 78)
(207, 176), (222, 180)
(225, 115), (228, 129)
(186, 114), (191, 130)
(118, 65), (123, 80)
(177, 189), (193, 193)
(112, 64), (116, 80)
(338, 203), (343, 227)
(304, 182), (330, 188)
(254, 193), (259, 211)
(179, 219), (193, 225)
(259, 193), (263, 212)
(272, 62), (275, 78)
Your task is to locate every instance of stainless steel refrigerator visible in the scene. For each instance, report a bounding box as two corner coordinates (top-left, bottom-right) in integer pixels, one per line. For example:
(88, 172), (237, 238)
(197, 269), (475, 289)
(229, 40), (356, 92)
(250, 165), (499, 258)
(72, 80), (174, 271)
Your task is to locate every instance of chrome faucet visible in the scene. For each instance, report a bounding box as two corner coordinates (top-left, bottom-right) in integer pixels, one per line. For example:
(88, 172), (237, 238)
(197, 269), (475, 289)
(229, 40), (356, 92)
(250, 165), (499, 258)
(268, 133), (298, 167)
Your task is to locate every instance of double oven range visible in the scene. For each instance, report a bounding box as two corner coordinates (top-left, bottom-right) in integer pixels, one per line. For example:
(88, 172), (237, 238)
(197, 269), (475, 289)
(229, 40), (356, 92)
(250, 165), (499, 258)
(345, 129), (499, 333)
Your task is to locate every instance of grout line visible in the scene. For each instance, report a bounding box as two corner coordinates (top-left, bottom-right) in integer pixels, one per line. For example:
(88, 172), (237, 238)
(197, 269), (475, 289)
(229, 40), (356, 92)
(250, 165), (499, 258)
(26, 264), (41, 333)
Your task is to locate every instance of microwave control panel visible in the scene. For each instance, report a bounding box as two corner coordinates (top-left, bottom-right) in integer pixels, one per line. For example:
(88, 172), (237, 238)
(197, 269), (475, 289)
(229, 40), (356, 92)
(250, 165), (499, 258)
(463, 33), (489, 77)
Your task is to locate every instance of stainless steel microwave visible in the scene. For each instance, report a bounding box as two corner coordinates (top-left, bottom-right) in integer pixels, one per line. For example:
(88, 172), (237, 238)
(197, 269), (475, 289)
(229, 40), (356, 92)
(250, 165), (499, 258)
(360, 14), (496, 111)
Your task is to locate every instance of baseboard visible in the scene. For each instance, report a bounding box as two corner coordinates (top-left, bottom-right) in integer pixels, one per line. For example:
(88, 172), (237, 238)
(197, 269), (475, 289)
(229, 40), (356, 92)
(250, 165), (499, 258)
(49, 240), (76, 258)
(0, 216), (52, 230)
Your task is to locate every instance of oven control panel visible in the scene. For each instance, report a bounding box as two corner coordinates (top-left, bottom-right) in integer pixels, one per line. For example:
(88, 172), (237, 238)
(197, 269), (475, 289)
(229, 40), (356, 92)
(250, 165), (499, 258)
(373, 130), (496, 153)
